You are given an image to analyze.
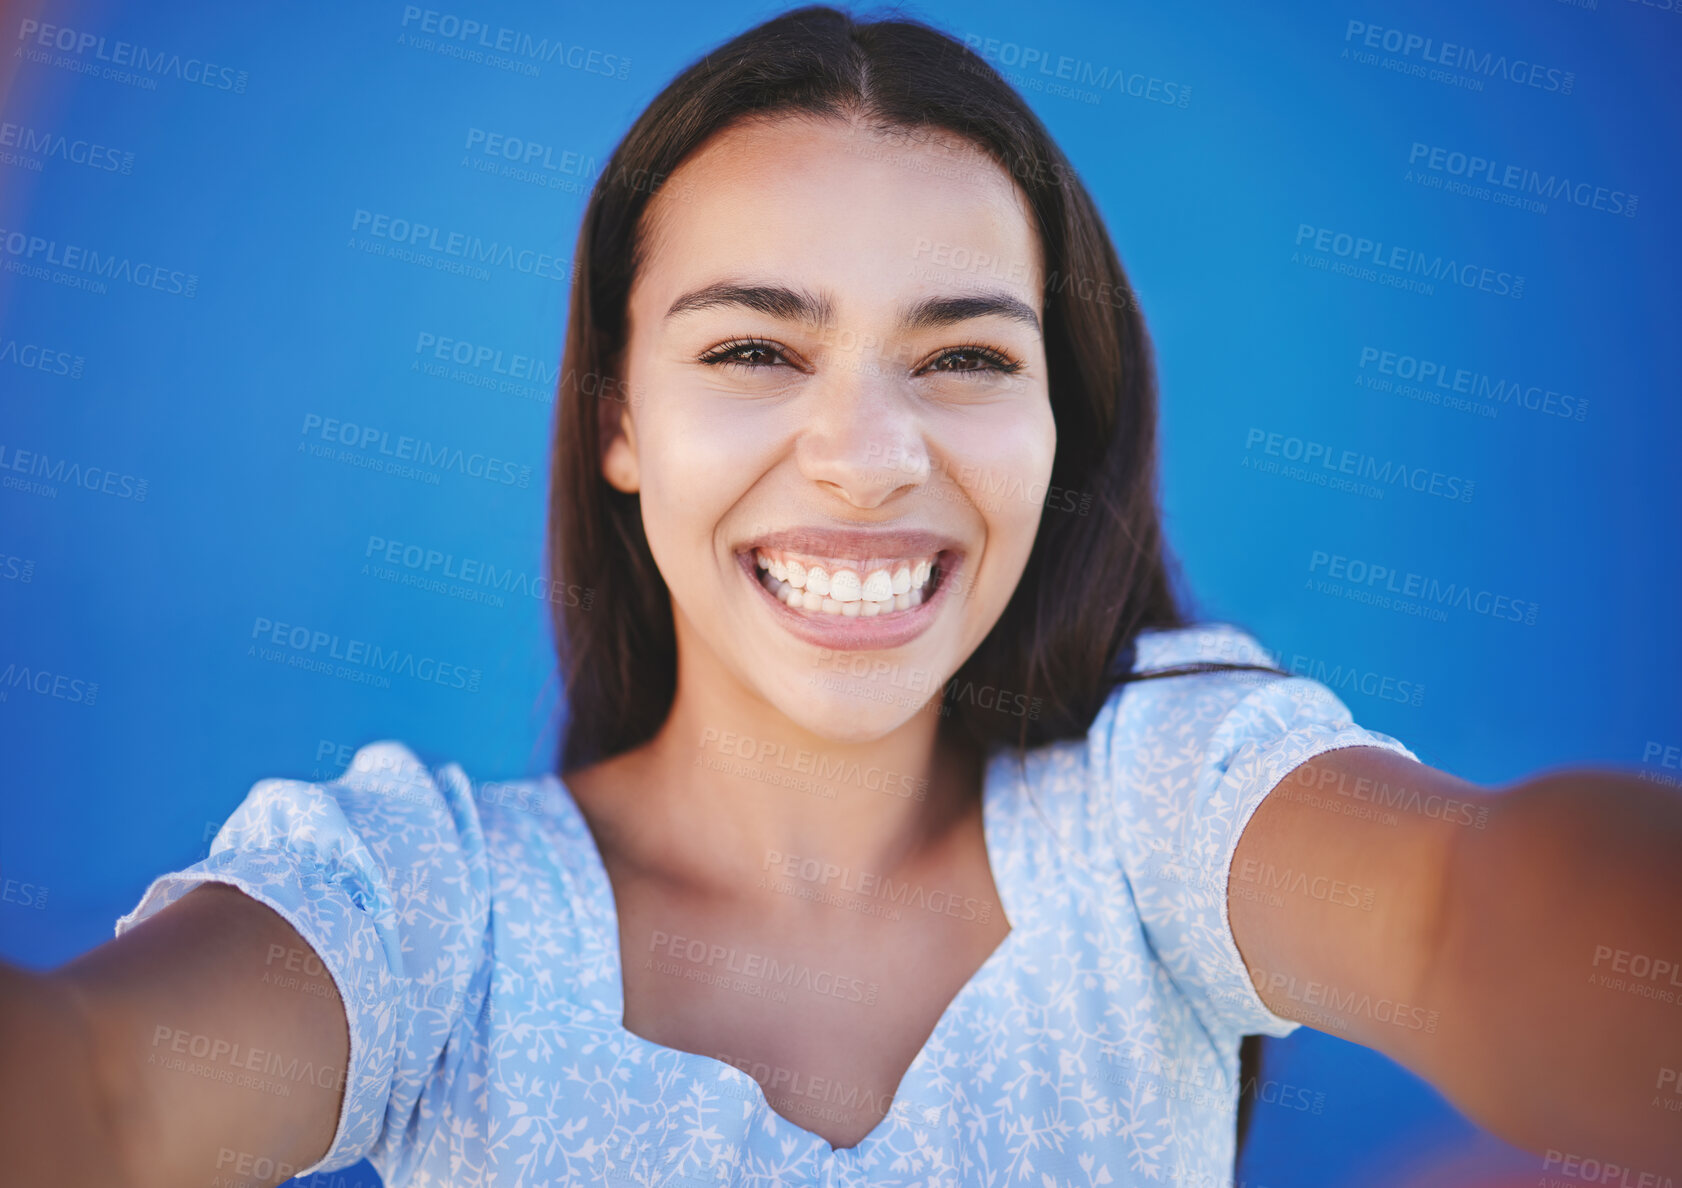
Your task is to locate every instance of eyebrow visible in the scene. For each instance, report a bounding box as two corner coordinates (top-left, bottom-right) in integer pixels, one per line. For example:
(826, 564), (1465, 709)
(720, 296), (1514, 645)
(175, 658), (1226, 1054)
(665, 281), (1042, 337)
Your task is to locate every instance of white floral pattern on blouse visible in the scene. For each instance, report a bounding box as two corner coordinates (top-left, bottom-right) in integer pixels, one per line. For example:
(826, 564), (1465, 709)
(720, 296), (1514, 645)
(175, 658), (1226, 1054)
(116, 622), (1416, 1188)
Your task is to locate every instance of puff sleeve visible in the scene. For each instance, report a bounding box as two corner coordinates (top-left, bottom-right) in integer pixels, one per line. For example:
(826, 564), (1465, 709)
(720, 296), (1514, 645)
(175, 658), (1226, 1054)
(1095, 625), (1420, 1043)
(113, 741), (492, 1176)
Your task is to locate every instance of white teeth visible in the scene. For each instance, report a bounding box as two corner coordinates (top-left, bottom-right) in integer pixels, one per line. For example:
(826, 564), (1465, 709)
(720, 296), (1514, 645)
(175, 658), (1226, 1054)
(751, 549), (944, 619)
(830, 569), (862, 602)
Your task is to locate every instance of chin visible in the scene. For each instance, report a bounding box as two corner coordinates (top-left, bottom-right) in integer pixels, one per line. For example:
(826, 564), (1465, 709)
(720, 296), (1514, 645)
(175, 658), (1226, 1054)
(769, 675), (938, 744)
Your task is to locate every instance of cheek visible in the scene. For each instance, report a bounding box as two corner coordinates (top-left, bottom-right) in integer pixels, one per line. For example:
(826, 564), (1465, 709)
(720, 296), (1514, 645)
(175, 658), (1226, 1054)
(950, 402), (1058, 528)
(646, 398), (784, 486)
(635, 407), (772, 571)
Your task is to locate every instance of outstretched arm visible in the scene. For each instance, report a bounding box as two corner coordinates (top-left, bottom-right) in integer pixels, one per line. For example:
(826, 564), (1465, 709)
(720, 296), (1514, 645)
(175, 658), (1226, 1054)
(0, 883), (350, 1188)
(1231, 745), (1682, 1173)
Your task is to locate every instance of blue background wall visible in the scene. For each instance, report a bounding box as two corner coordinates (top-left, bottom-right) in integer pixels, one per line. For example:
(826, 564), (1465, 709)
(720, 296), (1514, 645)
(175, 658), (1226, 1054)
(2, 1), (1677, 1185)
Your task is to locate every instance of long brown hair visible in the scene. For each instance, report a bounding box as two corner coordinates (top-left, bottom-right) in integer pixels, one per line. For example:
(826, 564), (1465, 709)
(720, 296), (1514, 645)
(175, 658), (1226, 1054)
(552, 3), (1200, 769)
(545, 1), (1283, 1156)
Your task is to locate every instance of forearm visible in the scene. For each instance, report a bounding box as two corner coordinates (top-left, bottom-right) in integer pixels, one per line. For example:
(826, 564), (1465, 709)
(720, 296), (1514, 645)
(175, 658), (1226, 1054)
(0, 960), (132, 1187)
(2, 886), (352, 1188)
(1420, 770), (1682, 1173)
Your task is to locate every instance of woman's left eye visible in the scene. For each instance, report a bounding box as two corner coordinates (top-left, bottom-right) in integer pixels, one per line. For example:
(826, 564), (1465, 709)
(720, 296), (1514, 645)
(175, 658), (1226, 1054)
(920, 346), (1023, 377)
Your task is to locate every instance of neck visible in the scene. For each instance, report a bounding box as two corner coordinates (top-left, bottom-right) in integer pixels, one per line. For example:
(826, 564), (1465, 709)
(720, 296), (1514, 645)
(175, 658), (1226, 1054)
(624, 639), (984, 896)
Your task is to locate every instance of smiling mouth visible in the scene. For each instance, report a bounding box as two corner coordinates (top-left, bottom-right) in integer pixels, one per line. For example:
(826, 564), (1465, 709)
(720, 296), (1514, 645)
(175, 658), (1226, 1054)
(748, 547), (948, 618)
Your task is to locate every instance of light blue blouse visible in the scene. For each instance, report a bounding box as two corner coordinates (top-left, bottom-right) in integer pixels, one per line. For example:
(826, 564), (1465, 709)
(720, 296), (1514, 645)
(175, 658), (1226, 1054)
(116, 622), (1416, 1187)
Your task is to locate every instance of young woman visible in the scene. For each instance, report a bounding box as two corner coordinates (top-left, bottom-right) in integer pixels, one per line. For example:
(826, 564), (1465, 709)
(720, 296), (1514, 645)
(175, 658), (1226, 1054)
(4, 7), (1678, 1187)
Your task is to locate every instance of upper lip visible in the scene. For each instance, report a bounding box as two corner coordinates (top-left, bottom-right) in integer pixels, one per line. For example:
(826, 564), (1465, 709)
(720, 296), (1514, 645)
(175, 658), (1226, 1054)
(739, 525), (963, 565)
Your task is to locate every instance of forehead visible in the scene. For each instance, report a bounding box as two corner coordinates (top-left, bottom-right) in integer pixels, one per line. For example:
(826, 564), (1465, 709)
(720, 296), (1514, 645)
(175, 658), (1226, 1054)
(631, 115), (1044, 318)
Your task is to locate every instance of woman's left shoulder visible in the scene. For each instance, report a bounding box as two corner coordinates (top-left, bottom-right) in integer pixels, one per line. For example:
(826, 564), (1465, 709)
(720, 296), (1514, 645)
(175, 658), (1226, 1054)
(1038, 620), (1417, 858)
(1058, 623), (1420, 1039)
(1087, 621), (1287, 759)
(1000, 623), (1289, 855)
(1128, 619), (1279, 673)
(1086, 620), (1418, 843)
(1091, 619), (1395, 754)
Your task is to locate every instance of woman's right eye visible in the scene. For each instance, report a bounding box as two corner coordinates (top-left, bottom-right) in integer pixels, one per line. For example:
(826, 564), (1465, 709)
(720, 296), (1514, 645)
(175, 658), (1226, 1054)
(698, 339), (787, 369)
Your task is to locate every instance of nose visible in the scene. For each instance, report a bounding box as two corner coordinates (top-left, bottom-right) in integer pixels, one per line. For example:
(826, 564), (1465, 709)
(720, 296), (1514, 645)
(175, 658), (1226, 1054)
(794, 358), (930, 509)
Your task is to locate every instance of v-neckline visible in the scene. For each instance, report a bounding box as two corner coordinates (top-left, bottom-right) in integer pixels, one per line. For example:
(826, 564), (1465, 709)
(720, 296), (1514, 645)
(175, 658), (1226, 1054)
(541, 746), (1027, 1157)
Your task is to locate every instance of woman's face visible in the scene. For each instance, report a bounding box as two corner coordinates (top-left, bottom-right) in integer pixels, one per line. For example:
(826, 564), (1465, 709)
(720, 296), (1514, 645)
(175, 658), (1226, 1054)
(609, 115), (1055, 742)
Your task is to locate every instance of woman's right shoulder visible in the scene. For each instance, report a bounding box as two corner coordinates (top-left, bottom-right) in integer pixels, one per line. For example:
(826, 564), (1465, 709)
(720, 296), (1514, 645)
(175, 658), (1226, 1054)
(116, 738), (606, 972)
(245, 740), (610, 917)
(110, 740), (611, 1173)
(117, 740), (499, 971)
(231, 739), (577, 858)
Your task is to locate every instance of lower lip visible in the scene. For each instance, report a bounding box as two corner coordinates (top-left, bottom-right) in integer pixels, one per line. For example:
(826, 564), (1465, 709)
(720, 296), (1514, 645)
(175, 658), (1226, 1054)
(736, 550), (960, 651)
